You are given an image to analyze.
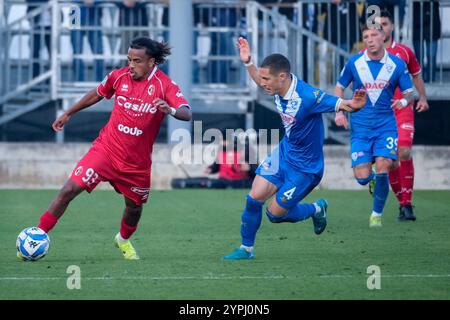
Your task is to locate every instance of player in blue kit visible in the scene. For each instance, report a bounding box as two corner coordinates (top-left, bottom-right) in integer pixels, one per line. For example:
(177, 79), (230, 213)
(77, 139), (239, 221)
(335, 24), (414, 227)
(223, 37), (367, 260)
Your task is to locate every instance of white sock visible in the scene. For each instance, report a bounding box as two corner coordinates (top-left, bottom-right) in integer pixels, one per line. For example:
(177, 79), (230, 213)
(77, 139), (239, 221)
(313, 203), (321, 214)
(116, 232), (128, 243)
(240, 245), (253, 252)
(371, 211), (382, 217)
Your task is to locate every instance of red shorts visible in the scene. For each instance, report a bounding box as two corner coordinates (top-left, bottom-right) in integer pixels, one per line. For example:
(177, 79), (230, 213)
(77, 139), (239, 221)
(70, 145), (151, 205)
(394, 105), (415, 148)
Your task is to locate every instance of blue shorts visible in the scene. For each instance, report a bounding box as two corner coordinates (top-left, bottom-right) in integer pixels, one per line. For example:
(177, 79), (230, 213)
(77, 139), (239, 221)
(256, 148), (322, 210)
(350, 130), (398, 167)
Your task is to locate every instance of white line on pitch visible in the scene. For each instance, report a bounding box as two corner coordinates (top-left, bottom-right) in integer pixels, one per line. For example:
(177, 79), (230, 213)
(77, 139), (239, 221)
(1, 274), (450, 281)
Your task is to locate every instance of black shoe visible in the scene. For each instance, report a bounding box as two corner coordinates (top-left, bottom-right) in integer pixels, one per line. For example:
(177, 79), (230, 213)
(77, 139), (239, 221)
(400, 204), (416, 221)
(398, 206), (406, 221)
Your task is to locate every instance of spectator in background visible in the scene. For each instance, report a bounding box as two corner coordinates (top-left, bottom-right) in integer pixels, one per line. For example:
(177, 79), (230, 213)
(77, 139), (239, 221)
(322, 0), (361, 54)
(209, 2), (238, 84)
(412, 0), (441, 83)
(26, 0), (51, 80)
(117, 0), (149, 55)
(70, 0), (104, 81)
(204, 138), (255, 189)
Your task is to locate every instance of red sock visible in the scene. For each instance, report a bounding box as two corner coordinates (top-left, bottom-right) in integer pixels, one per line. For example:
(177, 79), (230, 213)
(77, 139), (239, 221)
(400, 158), (414, 206)
(120, 218), (138, 240)
(389, 166), (403, 204)
(38, 211), (58, 233)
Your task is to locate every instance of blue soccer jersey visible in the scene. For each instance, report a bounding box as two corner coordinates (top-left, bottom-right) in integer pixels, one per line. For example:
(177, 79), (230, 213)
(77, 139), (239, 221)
(268, 74), (341, 175)
(337, 49), (413, 166)
(255, 74), (341, 208)
(337, 49), (413, 131)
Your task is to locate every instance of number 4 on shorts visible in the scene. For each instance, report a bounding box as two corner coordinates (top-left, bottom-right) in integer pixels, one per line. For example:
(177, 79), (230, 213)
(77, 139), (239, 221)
(283, 187), (296, 200)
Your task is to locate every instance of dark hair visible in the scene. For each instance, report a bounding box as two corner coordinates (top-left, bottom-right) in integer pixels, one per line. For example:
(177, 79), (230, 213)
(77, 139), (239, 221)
(129, 37), (171, 65)
(260, 54), (291, 75)
(380, 9), (394, 23)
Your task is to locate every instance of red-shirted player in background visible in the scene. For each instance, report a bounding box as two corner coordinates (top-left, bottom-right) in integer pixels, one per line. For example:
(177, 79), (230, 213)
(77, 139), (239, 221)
(28, 37), (192, 260)
(335, 10), (429, 221)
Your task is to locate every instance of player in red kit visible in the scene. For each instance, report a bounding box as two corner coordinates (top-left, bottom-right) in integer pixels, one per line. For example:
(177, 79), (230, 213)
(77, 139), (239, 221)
(26, 37), (192, 260)
(335, 10), (429, 221)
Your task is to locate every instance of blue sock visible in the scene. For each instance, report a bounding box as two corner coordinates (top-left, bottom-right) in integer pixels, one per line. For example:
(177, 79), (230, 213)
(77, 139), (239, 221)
(356, 171), (375, 186)
(241, 195), (263, 247)
(266, 203), (316, 223)
(373, 173), (389, 214)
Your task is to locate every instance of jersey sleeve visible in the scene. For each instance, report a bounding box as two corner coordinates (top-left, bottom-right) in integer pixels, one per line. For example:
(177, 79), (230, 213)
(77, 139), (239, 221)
(97, 71), (117, 99)
(336, 62), (354, 89)
(397, 62), (414, 93)
(404, 45), (421, 76)
(310, 88), (342, 114)
(165, 81), (190, 109)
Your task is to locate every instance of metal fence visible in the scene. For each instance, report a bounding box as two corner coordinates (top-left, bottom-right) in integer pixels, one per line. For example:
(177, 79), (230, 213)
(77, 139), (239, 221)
(0, 0), (449, 130)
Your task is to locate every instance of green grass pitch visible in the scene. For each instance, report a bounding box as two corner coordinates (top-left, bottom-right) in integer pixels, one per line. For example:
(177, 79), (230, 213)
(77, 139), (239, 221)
(0, 189), (449, 300)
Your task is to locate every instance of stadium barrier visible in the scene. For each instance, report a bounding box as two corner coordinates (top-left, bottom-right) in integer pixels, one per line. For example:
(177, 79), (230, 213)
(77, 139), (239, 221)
(1, 142), (449, 190)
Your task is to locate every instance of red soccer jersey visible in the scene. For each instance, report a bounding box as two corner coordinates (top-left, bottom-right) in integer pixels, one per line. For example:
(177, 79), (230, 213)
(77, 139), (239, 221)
(95, 66), (189, 173)
(386, 41), (421, 101)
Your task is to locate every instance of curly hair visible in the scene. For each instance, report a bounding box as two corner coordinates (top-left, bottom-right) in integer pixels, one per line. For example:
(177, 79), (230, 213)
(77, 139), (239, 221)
(129, 37), (171, 65)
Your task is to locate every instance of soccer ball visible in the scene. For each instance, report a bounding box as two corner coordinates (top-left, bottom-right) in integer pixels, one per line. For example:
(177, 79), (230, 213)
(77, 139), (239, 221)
(16, 227), (50, 261)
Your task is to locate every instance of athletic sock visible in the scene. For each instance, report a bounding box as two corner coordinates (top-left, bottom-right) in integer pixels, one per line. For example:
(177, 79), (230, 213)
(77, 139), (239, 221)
(389, 166), (403, 204)
(400, 158), (414, 206)
(373, 173), (389, 215)
(119, 218), (138, 240)
(241, 194), (263, 247)
(266, 203), (316, 223)
(38, 211), (58, 233)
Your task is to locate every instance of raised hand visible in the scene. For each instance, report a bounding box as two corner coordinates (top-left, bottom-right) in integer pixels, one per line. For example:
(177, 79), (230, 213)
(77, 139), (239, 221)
(236, 37), (251, 64)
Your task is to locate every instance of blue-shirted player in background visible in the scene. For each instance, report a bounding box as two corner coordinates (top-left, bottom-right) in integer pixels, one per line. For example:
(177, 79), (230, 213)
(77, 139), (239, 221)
(224, 37), (367, 260)
(335, 24), (414, 228)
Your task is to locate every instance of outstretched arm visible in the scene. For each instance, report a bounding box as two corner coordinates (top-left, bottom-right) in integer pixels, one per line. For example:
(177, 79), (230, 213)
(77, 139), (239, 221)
(52, 88), (103, 131)
(236, 37), (262, 87)
(336, 89), (367, 113)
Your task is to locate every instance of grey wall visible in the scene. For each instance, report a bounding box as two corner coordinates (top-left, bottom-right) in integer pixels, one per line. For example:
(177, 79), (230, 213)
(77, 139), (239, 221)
(1, 143), (449, 190)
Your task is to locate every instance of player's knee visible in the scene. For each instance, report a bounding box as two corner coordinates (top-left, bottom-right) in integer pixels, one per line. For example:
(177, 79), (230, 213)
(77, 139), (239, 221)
(398, 147), (412, 161)
(390, 160), (400, 170)
(59, 182), (82, 201)
(356, 176), (373, 186)
(265, 208), (284, 223)
(126, 204), (142, 217)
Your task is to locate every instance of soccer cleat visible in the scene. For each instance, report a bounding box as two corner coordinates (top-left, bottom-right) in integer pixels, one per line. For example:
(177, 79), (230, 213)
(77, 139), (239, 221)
(397, 205), (406, 221)
(369, 215), (382, 227)
(400, 204), (416, 221)
(312, 199), (328, 235)
(16, 251), (26, 261)
(114, 233), (140, 260)
(223, 247), (254, 260)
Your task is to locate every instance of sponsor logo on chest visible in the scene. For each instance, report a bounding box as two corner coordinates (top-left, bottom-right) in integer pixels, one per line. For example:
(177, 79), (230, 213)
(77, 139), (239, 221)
(118, 124), (143, 136)
(117, 95), (157, 116)
(279, 112), (297, 126)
